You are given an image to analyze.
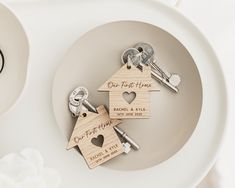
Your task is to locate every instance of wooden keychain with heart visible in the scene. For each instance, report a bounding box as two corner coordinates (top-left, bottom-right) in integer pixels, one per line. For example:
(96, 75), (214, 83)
(98, 49), (159, 119)
(67, 87), (139, 169)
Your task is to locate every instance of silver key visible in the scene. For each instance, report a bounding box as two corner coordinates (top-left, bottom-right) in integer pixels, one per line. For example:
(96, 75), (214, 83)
(135, 43), (181, 90)
(121, 50), (179, 92)
(121, 43), (181, 93)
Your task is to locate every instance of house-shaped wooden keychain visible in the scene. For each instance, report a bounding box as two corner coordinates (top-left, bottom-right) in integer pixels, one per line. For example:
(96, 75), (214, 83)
(67, 105), (124, 169)
(98, 63), (159, 119)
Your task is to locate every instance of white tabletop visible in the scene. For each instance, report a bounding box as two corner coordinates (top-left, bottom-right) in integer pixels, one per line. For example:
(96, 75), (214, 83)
(0, 0), (234, 187)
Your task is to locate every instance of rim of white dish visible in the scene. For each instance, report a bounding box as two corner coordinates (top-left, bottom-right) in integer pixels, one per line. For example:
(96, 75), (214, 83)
(51, 0), (227, 187)
(0, 1), (30, 118)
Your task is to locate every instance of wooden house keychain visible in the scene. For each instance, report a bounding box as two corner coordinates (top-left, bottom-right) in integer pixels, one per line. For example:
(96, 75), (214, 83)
(67, 86), (139, 169)
(98, 46), (159, 119)
(99, 42), (181, 119)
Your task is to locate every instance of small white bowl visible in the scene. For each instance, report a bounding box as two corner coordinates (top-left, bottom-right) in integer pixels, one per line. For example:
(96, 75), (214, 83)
(0, 2), (29, 116)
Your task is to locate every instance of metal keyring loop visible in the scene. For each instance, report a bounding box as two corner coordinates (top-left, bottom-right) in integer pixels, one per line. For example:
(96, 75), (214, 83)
(69, 86), (89, 106)
(0, 49), (4, 73)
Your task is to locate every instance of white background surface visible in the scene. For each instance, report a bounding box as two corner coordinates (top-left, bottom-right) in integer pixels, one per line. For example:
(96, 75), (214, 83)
(0, 0), (234, 187)
(178, 0), (235, 187)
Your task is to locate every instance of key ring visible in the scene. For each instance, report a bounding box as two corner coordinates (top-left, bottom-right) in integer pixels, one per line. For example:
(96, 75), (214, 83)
(68, 86), (97, 117)
(121, 48), (142, 68)
(0, 49), (5, 73)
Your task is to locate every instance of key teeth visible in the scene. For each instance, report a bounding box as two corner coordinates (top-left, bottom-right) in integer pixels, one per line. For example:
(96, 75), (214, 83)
(132, 43), (181, 93)
(123, 142), (131, 154)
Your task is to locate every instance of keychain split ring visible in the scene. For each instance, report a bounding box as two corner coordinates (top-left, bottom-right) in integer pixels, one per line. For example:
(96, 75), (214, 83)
(69, 86), (89, 106)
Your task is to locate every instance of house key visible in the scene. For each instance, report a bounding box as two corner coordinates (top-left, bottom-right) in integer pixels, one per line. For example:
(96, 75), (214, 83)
(68, 86), (140, 151)
(133, 42), (181, 92)
(121, 47), (180, 93)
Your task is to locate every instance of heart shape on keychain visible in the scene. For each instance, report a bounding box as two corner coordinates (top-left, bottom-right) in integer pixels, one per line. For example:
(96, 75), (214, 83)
(122, 91), (136, 104)
(91, 135), (104, 147)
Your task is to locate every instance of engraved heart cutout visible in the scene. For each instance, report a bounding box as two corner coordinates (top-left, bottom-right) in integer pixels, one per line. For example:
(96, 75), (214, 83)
(122, 91), (136, 104)
(91, 135), (104, 147)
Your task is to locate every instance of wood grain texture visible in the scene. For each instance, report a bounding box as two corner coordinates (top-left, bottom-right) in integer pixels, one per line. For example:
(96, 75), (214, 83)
(67, 105), (124, 169)
(98, 64), (159, 119)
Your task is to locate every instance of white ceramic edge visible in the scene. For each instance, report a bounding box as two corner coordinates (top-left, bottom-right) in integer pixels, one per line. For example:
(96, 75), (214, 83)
(147, 1), (228, 187)
(189, 40), (228, 187)
(50, 0), (228, 187)
(0, 0), (30, 118)
(161, 2), (228, 187)
(132, 2), (228, 186)
(180, 32), (228, 188)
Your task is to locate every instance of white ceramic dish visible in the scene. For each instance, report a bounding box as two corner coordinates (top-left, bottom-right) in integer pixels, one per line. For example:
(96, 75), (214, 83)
(0, 0), (226, 188)
(52, 20), (203, 171)
(0, 2), (29, 116)
(50, 0), (227, 187)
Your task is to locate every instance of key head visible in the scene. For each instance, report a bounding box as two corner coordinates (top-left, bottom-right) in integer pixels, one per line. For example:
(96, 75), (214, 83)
(69, 86), (89, 106)
(121, 48), (140, 66)
(133, 42), (154, 65)
(68, 86), (89, 117)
